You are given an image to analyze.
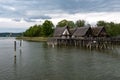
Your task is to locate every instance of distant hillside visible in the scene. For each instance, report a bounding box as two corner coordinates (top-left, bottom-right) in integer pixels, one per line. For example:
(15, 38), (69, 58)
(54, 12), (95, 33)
(0, 33), (22, 37)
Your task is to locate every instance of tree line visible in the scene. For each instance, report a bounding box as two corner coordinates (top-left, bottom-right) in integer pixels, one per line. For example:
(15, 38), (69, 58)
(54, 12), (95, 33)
(23, 19), (120, 37)
(23, 19), (85, 37)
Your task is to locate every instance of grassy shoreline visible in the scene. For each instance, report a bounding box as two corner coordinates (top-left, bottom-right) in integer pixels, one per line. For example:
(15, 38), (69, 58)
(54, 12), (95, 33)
(16, 37), (48, 42)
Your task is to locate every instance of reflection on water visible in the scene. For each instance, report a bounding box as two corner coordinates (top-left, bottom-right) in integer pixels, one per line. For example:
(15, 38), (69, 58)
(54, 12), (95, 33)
(1, 38), (120, 80)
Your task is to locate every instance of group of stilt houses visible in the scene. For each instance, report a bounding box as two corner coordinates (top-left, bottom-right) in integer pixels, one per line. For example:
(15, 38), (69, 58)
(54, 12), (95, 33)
(48, 26), (119, 49)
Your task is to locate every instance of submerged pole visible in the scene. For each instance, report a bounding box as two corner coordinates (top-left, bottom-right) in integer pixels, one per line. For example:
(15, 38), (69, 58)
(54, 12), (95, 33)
(14, 41), (16, 57)
(20, 40), (22, 47)
(14, 54), (16, 64)
(14, 41), (16, 51)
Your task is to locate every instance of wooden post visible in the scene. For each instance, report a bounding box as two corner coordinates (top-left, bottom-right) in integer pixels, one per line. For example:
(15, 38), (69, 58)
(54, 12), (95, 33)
(14, 41), (16, 51)
(14, 55), (16, 64)
(20, 40), (22, 47)
(14, 41), (16, 57)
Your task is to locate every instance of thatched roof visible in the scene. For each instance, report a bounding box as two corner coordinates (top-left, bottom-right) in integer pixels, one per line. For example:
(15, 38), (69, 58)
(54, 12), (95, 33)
(69, 28), (77, 35)
(72, 27), (91, 37)
(53, 26), (70, 37)
(92, 26), (107, 37)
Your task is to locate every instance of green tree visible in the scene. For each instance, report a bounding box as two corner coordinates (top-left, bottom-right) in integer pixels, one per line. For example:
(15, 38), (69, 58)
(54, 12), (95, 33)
(23, 26), (33, 37)
(56, 19), (75, 28)
(56, 19), (68, 27)
(42, 20), (54, 37)
(97, 21), (106, 26)
(23, 24), (42, 37)
(67, 21), (75, 28)
(32, 25), (42, 37)
(75, 20), (85, 27)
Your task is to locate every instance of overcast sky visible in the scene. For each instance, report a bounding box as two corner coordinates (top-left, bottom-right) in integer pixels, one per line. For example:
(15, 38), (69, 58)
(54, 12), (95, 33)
(0, 0), (120, 32)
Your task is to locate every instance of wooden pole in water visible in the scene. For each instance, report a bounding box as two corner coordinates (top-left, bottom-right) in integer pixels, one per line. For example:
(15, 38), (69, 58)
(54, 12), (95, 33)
(14, 41), (16, 51)
(20, 40), (22, 47)
(14, 41), (16, 57)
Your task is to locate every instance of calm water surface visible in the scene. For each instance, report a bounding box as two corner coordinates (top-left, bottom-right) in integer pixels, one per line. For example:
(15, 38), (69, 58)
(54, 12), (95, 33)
(0, 37), (120, 80)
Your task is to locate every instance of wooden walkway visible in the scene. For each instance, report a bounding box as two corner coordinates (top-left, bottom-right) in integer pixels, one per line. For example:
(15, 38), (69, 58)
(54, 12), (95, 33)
(47, 37), (120, 49)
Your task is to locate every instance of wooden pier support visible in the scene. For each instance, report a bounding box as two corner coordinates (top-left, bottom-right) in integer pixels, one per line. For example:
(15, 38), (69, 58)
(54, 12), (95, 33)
(14, 41), (16, 51)
(20, 40), (22, 47)
(14, 41), (16, 57)
(47, 37), (120, 49)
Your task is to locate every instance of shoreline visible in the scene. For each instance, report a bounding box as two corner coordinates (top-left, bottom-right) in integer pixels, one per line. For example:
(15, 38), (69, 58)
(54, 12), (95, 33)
(16, 37), (48, 42)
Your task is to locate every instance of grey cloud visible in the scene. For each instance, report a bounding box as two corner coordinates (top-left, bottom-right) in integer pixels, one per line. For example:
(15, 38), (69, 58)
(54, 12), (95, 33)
(12, 18), (37, 22)
(24, 15), (52, 22)
(28, 16), (52, 20)
(12, 18), (21, 22)
(0, 0), (120, 20)
(12, 15), (52, 22)
(24, 18), (37, 22)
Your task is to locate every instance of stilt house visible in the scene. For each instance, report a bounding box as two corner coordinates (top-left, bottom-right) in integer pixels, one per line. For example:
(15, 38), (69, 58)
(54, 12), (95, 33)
(53, 26), (71, 39)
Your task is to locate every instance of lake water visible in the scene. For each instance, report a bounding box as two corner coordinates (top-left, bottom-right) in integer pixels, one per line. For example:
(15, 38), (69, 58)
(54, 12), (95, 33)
(1, 37), (120, 80)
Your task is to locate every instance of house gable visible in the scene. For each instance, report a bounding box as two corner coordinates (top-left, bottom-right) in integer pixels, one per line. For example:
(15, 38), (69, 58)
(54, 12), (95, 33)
(98, 27), (107, 37)
(62, 29), (70, 36)
(53, 26), (71, 38)
(92, 26), (108, 37)
(85, 28), (92, 37)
